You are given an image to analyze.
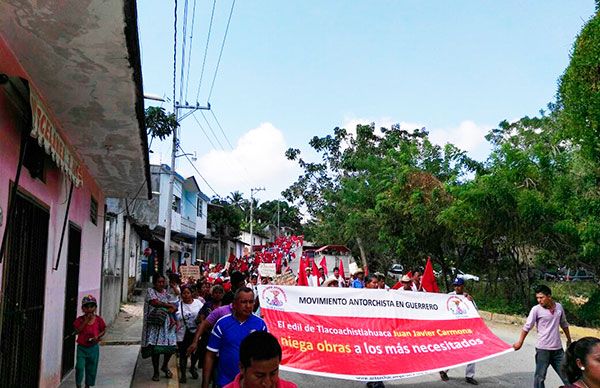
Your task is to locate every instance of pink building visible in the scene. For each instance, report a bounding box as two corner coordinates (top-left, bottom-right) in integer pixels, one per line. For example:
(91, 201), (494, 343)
(0, 1), (150, 386)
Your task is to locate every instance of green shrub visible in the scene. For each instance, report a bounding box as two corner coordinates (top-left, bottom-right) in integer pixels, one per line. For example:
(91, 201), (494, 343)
(579, 288), (600, 327)
(467, 280), (599, 328)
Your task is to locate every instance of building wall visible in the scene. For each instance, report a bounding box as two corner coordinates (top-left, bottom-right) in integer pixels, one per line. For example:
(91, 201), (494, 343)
(101, 212), (122, 325)
(196, 198), (208, 236)
(0, 57), (104, 387)
(239, 230), (269, 247)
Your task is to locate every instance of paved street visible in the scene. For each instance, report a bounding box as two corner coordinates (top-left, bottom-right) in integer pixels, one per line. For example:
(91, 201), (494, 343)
(277, 320), (564, 387)
(59, 290), (570, 388)
(133, 319), (567, 387)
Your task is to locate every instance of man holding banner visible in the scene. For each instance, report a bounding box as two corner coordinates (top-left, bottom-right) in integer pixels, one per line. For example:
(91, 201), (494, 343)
(439, 278), (478, 385)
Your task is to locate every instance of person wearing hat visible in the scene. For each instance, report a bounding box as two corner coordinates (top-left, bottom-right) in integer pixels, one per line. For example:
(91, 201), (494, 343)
(321, 275), (340, 287)
(398, 274), (414, 291)
(439, 278), (478, 385)
(350, 268), (365, 288)
(73, 295), (106, 388)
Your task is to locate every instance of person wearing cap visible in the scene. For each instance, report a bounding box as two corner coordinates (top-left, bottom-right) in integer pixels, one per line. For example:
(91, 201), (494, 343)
(398, 274), (413, 291)
(73, 295), (106, 388)
(350, 268), (365, 288)
(305, 267), (318, 287)
(364, 275), (385, 388)
(439, 278), (478, 385)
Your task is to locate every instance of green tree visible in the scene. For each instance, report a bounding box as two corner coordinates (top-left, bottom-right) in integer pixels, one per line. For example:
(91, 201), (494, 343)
(284, 123), (478, 274)
(145, 106), (179, 141)
(558, 5), (600, 163)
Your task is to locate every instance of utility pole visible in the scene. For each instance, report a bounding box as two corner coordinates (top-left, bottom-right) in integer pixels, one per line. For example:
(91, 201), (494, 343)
(163, 102), (210, 274)
(276, 200), (280, 238)
(249, 187), (265, 254)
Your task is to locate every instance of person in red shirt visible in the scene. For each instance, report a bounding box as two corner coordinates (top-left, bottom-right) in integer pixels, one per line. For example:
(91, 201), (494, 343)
(225, 331), (297, 388)
(73, 295), (106, 388)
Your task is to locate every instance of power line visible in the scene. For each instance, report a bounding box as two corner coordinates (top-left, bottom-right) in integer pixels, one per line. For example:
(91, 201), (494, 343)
(184, 0), (198, 101)
(207, 0), (236, 102)
(195, 0), (217, 102)
(179, 0), (189, 104)
(192, 113), (218, 150)
(178, 143), (221, 198)
(172, 0), (178, 111)
(210, 109), (234, 149)
(200, 110), (225, 150)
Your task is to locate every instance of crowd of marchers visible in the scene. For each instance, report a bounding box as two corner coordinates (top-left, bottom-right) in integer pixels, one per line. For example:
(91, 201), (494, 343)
(80, 234), (598, 388)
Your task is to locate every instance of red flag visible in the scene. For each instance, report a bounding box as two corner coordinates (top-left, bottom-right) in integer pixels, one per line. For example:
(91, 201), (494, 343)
(275, 253), (282, 274)
(421, 257), (439, 292)
(297, 258), (309, 286)
(391, 281), (402, 290)
(319, 257), (328, 276)
(312, 260), (321, 286)
(338, 259), (346, 281)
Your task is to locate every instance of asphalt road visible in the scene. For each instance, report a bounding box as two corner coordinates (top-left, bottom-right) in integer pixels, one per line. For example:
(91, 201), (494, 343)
(279, 320), (567, 387)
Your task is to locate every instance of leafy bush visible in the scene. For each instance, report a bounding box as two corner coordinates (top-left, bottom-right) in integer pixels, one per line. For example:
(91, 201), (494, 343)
(467, 280), (599, 328)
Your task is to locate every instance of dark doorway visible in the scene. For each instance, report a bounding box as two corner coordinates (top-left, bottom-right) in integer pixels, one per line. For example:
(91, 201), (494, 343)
(0, 191), (50, 387)
(61, 223), (81, 378)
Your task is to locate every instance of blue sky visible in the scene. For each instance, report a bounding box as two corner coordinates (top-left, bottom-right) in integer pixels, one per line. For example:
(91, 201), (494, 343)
(137, 1), (596, 201)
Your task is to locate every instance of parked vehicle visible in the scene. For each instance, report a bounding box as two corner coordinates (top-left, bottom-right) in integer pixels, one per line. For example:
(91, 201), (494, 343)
(562, 268), (597, 282)
(450, 267), (480, 282)
(387, 264), (404, 280)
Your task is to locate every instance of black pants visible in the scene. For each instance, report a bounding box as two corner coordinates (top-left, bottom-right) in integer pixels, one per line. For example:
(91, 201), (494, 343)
(177, 330), (199, 376)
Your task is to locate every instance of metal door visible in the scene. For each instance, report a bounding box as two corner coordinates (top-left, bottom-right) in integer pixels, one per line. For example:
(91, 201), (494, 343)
(0, 191), (49, 387)
(61, 223), (81, 378)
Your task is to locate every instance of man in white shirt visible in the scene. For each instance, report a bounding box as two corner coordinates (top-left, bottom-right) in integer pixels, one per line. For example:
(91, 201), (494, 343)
(439, 278), (478, 385)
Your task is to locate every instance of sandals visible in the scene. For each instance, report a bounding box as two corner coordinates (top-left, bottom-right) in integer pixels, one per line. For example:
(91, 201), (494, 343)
(161, 367), (173, 378)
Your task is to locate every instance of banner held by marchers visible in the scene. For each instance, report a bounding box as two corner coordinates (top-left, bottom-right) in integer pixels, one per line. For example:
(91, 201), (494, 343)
(257, 285), (513, 382)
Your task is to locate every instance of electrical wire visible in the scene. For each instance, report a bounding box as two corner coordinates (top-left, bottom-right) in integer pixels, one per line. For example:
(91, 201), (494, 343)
(207, 0), (236, 102)
(178, 144), (221, 198)
(192, 113), (218, 150)
(195, 0), (217, 102)
(173, 0), (178, 110)
(184, 0), (198, 101)
(207, 108), (253, 188)
(209, 109), (234, 149)
(200, 110), (225, 150)
(179, 0), (189, 104)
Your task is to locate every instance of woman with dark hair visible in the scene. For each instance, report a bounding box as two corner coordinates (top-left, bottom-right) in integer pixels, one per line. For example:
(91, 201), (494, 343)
(176, 284), (204, 383)
(141, 274), (178, 381)
(562, 337), (600, 388)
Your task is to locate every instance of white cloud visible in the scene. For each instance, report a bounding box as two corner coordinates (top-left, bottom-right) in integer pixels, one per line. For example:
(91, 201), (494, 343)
(428, 120), (492, 161)
(194, 122), (301, 200)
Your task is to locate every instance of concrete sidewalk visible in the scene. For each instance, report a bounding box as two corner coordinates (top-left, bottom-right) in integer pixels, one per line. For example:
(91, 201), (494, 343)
(60, 294), (145, 388)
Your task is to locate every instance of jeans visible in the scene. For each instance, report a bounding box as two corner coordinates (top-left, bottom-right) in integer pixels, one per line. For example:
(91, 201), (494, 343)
(534, 348), (568, 388)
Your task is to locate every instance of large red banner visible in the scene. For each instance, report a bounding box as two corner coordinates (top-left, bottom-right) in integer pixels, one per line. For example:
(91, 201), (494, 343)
(257, 285), (513, 381)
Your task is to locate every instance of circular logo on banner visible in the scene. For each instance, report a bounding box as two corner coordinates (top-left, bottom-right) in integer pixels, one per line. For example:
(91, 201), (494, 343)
(446, 296), (469, 317)
(262, 286), (287, 309)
